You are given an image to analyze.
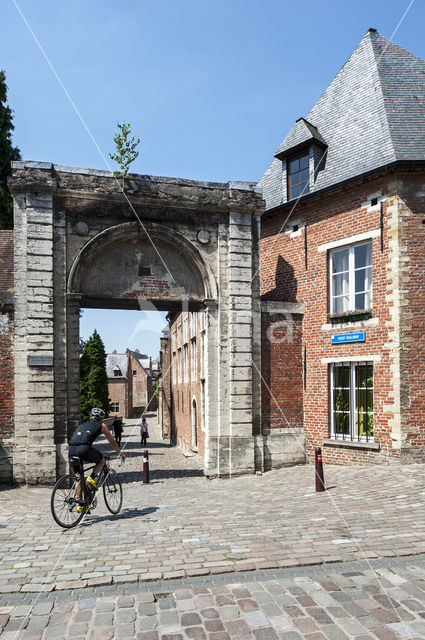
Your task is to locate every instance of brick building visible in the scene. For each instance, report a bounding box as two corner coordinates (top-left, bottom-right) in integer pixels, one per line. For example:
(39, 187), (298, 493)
(259, 29), (425, 465)
(2, 28), (425, 482)
(107, 349), (158, 419)
(165, 312), (206, 457)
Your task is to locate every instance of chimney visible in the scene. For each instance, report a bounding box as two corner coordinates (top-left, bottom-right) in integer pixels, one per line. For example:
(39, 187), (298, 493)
(149, 357), (152, 370)
(135, 348), (139, 353)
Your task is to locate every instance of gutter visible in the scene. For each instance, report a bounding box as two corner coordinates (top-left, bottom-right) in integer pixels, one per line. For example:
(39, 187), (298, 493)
(262, 160), (425, 219)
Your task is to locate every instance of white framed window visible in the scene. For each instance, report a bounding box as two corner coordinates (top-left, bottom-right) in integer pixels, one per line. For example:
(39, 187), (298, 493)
(172, 351), (176, 383)
(177, 348), (182, 383)
(183, 316), (189, 344)
(200, 331), (205, 380)
(172, 329), (177, 351)
(329, 241), (372, 314)
(191, 338), (197, 381)
(110, 402), (120, 412)
(330, 362), (374, 441)
(184, 344), (189, 382)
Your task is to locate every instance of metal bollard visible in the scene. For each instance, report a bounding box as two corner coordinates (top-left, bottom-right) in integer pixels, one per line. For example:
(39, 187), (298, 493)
(143, 449), (149, 484)
(315, 447), (325, 492)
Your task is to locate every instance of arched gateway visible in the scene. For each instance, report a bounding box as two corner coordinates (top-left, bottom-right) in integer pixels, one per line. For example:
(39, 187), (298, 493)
(10, 162), (264, 483)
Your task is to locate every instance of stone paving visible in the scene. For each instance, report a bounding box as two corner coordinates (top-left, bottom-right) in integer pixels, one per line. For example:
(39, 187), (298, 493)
(1, 417), (425, 595)
(1, 556), (425, 639)
(1, 417), (425, 637)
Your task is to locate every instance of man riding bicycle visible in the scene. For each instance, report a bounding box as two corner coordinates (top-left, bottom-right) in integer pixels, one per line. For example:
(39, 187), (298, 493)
(68, 408), (126, 511)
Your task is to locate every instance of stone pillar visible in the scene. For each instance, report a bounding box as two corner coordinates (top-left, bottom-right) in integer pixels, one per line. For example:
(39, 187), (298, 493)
(204, 210), (260, 477)
(227, 211), (257, 475)
(14, 189), (57, 484)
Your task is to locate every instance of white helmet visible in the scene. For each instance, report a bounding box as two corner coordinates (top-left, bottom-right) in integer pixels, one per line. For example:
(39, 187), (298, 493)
(90, 407), (105, 421)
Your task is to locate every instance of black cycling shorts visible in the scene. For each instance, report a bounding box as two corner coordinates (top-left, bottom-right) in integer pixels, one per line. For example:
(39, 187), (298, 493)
(68, 444), (103, 464)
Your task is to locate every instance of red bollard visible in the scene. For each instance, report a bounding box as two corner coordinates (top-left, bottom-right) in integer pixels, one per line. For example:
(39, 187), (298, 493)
(143, 449), (149, 484)
(315, 447), (325, 492)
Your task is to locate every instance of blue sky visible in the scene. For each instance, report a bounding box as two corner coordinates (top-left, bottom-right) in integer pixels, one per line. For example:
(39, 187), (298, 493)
(2, 0), (423, 355)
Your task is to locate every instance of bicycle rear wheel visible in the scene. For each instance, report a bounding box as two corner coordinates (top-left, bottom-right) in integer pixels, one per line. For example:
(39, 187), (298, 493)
(103, 468), (122, 514)
(51, 474), (85, 528)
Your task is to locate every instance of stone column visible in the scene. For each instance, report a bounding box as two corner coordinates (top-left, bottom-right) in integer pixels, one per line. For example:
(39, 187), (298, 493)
(14, 189), (57, 484)
(227, 211), (257, 475)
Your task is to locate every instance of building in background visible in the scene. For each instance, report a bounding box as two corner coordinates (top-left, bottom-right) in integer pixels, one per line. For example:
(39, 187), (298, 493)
(162, 312), (206, 457)
(107, 348), (159, 419)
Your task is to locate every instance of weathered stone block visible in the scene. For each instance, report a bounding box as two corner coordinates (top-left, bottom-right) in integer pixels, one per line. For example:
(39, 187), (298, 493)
(263, 430), (306, 471)
(229, 323), (252, 338)
(230, 366), (252, 381)
(230, 408), (253, 423)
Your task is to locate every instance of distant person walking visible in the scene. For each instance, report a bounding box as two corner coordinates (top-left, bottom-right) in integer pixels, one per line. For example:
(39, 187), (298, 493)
(140, 417), (148, 446)
(112, 415), (123, 446)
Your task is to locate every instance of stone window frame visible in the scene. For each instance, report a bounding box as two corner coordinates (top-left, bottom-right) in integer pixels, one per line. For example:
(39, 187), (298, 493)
(110, 401), (120, 412)
(329, 361), (374, 442)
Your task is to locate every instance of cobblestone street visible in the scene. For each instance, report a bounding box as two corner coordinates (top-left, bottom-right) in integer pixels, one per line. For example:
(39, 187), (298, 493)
(1, 416), (425, 638)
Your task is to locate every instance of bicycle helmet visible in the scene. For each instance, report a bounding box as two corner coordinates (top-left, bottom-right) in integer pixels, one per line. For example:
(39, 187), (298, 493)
(90, 407), (105, 421)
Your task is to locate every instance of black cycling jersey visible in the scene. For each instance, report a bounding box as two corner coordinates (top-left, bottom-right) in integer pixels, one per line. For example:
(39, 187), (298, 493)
(69, 419), (102, 447)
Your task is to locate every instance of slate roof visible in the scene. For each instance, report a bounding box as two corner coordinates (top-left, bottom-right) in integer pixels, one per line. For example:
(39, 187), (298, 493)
(275, 118), (327, 158)
(106, 353), (127, 379)
(259, 29), (425, 210)
(0, 231), (14, 291)
(128, 349), (150, 372)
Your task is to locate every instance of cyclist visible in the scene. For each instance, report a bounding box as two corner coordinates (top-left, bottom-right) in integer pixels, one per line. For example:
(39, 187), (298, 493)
(68, 408), (126, 511)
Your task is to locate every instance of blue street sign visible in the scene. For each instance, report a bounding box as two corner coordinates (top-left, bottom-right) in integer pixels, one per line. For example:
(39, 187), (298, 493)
(331, 332), (365, 345)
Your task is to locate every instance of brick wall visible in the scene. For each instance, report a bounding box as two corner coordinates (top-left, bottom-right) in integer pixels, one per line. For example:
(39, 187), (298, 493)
(108, 378), (128, 418)
(260, 173), (418, 465)
(170, 312), (205, 457)
(261, 309), (303, 432)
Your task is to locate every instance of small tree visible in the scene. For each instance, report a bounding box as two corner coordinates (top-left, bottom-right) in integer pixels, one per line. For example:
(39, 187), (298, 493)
(108, 121), (140, 186)
(80, 329), (111, 421)
(0, 70), (21, 229)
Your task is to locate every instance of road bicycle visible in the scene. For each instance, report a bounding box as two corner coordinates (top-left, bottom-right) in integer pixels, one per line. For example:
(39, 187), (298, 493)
(50, 455), (123, 528)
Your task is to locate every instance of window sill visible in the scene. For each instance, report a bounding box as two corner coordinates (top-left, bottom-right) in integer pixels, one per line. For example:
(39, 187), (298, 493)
(323, 438), (380, 452)
(321, 317), (379, 332)
(329, 311), (372, 325)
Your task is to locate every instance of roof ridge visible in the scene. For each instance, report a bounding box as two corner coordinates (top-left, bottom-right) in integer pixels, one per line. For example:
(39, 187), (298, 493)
(367, 30), (396, 158)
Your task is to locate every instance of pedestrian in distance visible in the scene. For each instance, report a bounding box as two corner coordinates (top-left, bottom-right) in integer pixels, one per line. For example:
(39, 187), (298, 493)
(140, 417), (149, 446)
(112, 415), (123, 446)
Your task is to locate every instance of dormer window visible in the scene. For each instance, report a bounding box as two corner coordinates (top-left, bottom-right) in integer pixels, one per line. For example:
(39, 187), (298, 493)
(113, 366), (121, 377)
(287, 151), (309, 200)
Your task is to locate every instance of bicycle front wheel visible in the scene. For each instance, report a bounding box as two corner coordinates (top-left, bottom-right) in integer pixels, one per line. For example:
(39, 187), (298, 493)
(51, 474), (85, 528)
(103, 468), (123, 514)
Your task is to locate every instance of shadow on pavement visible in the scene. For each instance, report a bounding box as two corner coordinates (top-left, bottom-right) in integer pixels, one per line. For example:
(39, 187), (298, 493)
(80, 505), (160, 527)
(118, 469), (204, 484)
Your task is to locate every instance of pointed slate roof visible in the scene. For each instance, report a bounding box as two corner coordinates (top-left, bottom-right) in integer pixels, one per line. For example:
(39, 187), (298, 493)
(259, 29), (425, 210)
(106, 353), (127, 378)
(274, 118), (327, 158)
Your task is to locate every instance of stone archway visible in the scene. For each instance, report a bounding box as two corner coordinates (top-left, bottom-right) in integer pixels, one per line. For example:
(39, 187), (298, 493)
(10, 162), (263, 483)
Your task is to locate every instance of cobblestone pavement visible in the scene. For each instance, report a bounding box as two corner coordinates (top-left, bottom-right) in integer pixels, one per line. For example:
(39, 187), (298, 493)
(1, 556), (425, 639)
(1, 417), (425, 638)
(1, 416), (425, 595)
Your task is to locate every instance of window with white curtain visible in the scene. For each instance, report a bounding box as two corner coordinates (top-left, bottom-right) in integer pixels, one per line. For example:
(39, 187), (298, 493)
(329, 242), (372, 314)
